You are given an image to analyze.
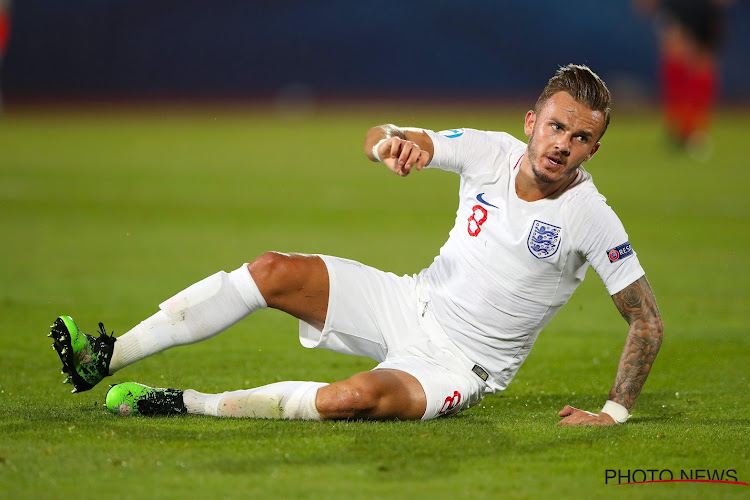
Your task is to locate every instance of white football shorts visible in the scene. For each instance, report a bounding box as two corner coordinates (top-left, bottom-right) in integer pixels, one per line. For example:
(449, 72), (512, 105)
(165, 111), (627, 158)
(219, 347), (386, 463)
(298, 255), (487, 420)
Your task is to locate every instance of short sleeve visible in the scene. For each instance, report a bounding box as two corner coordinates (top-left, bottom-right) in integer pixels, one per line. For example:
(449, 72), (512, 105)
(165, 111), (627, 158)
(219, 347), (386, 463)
(569, 195), (645, 295)
(425, 128), (518, 178)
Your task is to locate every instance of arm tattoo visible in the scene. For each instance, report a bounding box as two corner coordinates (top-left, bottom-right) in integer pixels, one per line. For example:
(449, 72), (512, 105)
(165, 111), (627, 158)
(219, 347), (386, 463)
(609, 275), (664, 411)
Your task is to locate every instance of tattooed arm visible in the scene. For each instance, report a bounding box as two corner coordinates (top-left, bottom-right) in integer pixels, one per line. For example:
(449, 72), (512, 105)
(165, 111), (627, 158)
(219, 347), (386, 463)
(607, 275), (664, 409)
(557, 275), (664, 426)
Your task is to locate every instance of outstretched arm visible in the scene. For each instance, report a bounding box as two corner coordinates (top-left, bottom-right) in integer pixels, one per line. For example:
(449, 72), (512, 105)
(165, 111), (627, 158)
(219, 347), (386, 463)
(558, 275), (664, 426)
(364, 124), (434, 177)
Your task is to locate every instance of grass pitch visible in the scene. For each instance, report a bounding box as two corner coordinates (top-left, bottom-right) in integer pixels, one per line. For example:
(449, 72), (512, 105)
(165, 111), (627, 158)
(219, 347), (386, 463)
(0, 104), (748, 499)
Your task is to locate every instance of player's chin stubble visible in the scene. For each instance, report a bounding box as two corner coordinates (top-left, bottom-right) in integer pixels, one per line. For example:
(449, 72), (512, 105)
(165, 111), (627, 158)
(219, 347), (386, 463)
(527, 137), (558, 185)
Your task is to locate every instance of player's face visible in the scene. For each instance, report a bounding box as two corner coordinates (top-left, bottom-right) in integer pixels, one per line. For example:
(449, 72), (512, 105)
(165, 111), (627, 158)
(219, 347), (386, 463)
(524, 91), (604, 186)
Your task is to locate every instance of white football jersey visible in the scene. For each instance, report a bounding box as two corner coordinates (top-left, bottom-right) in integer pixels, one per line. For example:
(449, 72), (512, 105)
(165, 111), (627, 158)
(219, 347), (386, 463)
(419, 128), (645, 392)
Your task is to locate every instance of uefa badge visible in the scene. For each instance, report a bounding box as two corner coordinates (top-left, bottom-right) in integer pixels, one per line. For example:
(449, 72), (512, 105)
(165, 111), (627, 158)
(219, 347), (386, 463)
(606, 241), (634, 263)
(527, 220), (562, 259)
(438, 128), (465, 138)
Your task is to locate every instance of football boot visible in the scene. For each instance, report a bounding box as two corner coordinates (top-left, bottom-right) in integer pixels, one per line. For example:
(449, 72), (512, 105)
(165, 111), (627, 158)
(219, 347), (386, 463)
(106, 382), (187, 416)
(49, 316), (115, 393)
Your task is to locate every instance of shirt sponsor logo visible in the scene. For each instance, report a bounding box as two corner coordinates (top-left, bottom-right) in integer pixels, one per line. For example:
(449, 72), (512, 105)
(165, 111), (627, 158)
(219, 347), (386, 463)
(438, 128), (464, 138)
(527, 220), (562, 259)
(607, 241), (633, 263)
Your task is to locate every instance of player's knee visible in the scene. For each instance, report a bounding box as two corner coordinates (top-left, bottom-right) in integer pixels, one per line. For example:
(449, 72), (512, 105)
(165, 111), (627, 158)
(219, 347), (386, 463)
(316, 376), (381, 419)
(248, 252), (302, 298)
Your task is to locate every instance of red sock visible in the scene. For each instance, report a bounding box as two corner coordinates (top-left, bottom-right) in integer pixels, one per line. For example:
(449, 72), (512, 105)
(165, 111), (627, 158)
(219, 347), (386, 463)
(0, 10), (10, 56)
(686, 67), (717, 139)
(660, 53), (690, 140)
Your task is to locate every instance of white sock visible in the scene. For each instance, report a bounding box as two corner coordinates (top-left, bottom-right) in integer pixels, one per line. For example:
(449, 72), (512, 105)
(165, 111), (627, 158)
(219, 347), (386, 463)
(109, 263), (266, 373)
(183, 381), (328, 420)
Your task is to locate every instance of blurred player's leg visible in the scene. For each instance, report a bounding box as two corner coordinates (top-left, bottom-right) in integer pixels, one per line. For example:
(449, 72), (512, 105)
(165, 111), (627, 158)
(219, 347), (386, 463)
(0, 1), (9, 114)
(685, 59), (716, 144)
(660, 45), (689, 144)
(657, 0), (725, 151)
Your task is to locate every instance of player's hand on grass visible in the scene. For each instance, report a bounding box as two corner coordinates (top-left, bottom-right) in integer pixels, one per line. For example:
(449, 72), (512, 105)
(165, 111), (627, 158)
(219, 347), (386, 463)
(379, 137), (430, 177)
(556, 405), (616, 426)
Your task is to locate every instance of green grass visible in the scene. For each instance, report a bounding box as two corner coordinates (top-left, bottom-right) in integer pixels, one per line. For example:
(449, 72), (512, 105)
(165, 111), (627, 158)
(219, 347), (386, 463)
(0, 104), (748, 499)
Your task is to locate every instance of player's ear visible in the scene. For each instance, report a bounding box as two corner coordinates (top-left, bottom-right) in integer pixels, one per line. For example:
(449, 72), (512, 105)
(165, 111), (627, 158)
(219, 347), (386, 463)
(524, 110), (536, 137)
(584, 142), (601, 162)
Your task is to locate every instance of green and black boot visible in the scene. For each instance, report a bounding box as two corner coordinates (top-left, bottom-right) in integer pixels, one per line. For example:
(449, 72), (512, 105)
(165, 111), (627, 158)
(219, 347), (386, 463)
(106, 382), (187, 416)
(49, 316), (116, 393)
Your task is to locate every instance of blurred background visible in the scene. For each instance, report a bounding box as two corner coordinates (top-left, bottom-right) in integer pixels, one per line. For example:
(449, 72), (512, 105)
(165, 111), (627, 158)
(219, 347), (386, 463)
(1, 1), (748, 107)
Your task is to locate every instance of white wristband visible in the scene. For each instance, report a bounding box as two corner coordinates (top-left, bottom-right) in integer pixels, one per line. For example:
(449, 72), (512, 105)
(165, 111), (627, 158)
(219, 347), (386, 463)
(372, 138), (388, 162)
(601, 400), (630, 423)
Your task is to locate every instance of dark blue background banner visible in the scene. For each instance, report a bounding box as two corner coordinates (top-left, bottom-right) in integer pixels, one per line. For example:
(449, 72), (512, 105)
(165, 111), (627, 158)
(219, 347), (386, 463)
(2, 1), (748, 100)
